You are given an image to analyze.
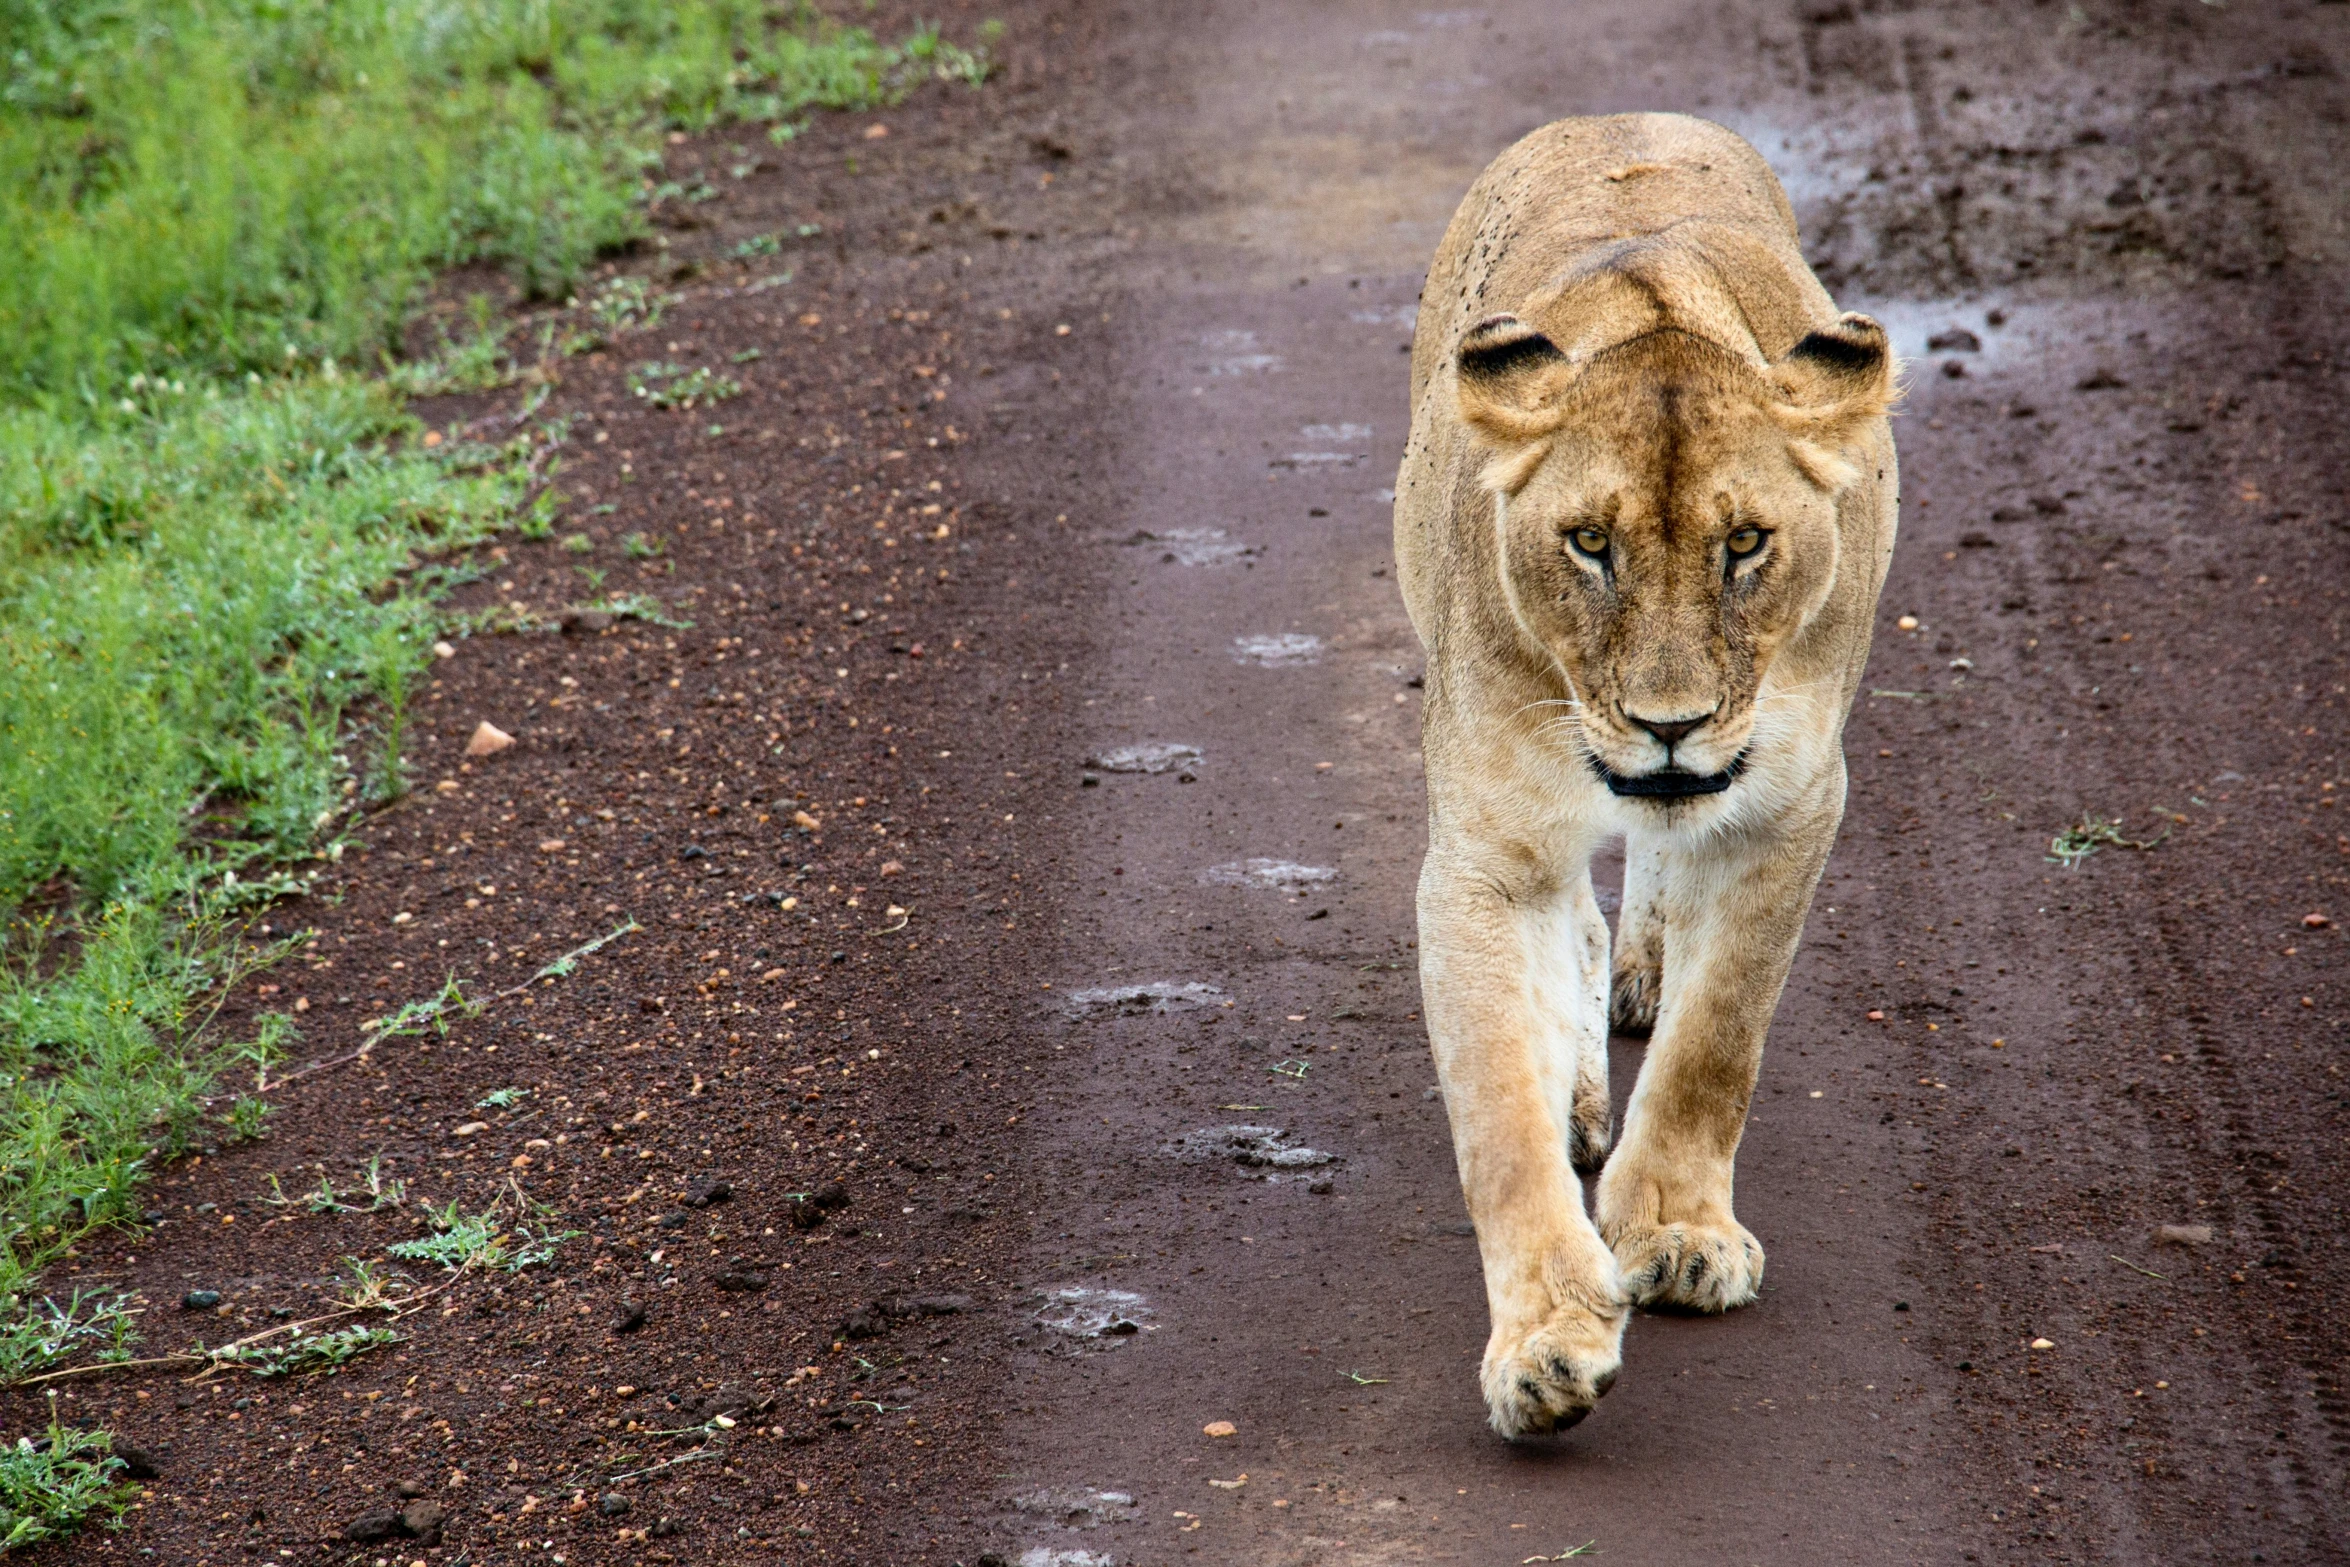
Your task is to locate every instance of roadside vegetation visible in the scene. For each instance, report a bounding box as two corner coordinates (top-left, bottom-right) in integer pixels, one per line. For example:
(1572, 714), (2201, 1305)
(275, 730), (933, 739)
(0, 0), (994, 1544)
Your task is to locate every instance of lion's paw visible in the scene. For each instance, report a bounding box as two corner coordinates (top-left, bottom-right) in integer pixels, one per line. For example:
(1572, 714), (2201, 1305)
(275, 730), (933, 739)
(1479, 1286), (1627, 1439)
(1568, 1093), (1612, 1175)
(1609, 1218), (1764, 1313)
(1607, 957), (1660, 1036)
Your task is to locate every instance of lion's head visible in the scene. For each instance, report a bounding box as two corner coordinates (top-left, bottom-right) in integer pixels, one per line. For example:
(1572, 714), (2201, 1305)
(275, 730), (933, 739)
(1455, 309), (1893, 800)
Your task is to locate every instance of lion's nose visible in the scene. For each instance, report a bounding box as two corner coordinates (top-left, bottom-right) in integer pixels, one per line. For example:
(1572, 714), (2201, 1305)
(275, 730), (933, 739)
(1623, 707), (1713, 746)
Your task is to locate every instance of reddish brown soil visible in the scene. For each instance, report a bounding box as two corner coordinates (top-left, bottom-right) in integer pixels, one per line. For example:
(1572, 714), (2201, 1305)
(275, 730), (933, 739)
(19, 4), (1124, 1563)
(20, 2), (2350, 1566)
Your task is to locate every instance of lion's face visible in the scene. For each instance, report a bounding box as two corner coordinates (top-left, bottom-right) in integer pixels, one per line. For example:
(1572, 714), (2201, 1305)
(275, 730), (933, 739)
(1458, 316), (1890, 800)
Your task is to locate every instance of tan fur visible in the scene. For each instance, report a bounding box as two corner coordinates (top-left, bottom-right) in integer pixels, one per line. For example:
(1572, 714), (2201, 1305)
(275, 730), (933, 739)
(1395, 114), (1898, 1439)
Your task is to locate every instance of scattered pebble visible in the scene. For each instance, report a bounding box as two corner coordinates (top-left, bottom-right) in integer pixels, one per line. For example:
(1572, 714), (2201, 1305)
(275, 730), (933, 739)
(599, 1493), (631, 1517)
(1202, 1420), (1236, 1438)
(2154, 1223), (2214, 1247)
(179, 1289), (221, 1311)
(464, 721), (514, 758)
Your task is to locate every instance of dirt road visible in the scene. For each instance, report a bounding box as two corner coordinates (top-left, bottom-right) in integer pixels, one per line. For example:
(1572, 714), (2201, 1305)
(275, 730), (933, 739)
(39, 2), (2345, 1564)
(996, 4), (2348, 1565)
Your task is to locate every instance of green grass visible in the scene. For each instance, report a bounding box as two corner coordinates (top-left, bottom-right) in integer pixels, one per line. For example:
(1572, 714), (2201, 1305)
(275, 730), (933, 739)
(0, 0), (998, 398)
(0, 0), (997, 1545)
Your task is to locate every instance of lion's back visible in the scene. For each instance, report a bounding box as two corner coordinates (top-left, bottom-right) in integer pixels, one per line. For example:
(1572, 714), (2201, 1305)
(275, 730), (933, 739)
(1408, 115), (1799, 406)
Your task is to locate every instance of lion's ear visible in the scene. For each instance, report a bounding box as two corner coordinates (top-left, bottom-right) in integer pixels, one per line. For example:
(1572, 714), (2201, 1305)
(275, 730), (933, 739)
(1456, 314), (1573, 447)
(1768, 313), (1895, 487)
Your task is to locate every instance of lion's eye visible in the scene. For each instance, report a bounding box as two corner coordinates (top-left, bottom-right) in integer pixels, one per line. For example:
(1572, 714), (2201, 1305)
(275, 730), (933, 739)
(1569, 526), (1610, 559)
(1726, 526), (1766, 559)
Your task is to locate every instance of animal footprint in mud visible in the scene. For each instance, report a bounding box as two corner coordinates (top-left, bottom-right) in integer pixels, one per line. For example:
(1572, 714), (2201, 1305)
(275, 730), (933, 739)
(1058, 981), (1227, 1017)
(1231, 633), (1324, 666)
(1164, 1124), (1335, 1173)
(1198, 858), (1336, 891)
(1023, 1286), (1152, 1351)
(1085, 741), (1202, 774)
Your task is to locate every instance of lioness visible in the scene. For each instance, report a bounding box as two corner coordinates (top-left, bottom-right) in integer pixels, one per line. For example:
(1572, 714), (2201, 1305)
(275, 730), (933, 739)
(1395, 113), (1897, 1438)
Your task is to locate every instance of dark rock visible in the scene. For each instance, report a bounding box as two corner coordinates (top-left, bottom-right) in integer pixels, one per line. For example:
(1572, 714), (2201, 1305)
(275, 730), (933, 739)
(559, 609), (615, 634)
(839, 1303), (892, 1340)
(179, 1290), (221, 1312)
(811, 1181), (851, 1212)
(649, 1516), (684, 1538)
(715, 1263), (768, 1293)
(657, 1211), (688, 1230)
(978, 1555), (1010, 1567)
(400, 1499), (445, 1546)
(682, 1176), (733, 1209)
(599, 1492), (632, 1517)
(787, 1198), (827, 1231)
(1308, 1177), (1335, 1195)
(611, 1299), (647, 1334)
(1926, 327), (1981, 352)
(342, 1508), (404, 1544)
(112, 1443), (159, 1480)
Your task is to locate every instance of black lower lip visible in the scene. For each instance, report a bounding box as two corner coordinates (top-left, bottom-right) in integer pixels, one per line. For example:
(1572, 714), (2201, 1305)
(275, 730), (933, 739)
(1593, 752), (1747, 799)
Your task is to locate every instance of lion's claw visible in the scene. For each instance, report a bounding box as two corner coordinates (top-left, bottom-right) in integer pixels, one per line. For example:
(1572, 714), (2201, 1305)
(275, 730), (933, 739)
(1481, 1287), (1627, 1439)
(1610, 1219), (1764, 1313)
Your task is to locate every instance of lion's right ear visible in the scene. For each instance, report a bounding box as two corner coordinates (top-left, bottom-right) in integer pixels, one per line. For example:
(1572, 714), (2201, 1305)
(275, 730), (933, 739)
(1456, 315), (1573, 447)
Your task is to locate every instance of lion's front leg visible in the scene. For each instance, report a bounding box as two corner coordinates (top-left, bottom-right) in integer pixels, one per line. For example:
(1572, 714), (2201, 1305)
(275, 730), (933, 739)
(1420, 857), (1625, 1437)
(1596, 815), (1834, 1313)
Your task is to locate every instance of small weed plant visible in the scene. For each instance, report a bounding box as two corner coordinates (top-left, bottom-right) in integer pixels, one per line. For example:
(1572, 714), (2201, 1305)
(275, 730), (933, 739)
(390, 1195), (579, 1274)
(628, 362), (743, 409)
(2047, 814), (2169, 870)
(0, 1412), (134, 1548)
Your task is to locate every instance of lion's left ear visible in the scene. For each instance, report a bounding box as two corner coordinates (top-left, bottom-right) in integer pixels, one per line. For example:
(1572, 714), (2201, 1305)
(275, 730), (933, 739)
(1456, 314), (1574, 446)
(1768, 312), (1895, 491)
